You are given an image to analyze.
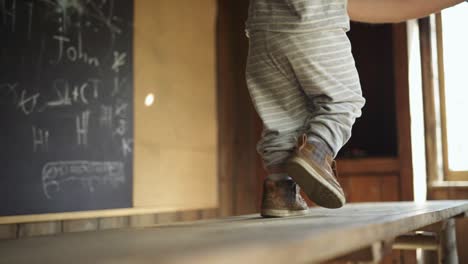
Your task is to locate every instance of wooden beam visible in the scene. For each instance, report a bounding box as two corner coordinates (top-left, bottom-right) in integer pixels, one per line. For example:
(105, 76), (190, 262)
(454, 211), (468, 218)
(419, 219), (459, 264)
(394, 232), (439, 251)
(440, 218), (459, 264)
(418, 17), (440, 184)
(392, 23), (414, 201)
(332, 240), (393, 263)
(216, 0), (260, 217)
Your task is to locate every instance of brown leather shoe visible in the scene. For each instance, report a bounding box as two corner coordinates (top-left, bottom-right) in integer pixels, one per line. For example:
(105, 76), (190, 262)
(261, 178), (309, 218)
(286, 134), (345, 209)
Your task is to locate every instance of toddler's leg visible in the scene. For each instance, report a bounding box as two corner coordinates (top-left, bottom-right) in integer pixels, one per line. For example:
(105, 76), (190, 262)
(245, 31), (310, 172)
(284, 30), (366, 155)
(246, 31), (311, 217)
(274, 29), (365, 208)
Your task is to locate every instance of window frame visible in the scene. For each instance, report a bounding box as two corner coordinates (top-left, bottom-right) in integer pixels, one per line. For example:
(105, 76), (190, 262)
(435, 12), (468, 181)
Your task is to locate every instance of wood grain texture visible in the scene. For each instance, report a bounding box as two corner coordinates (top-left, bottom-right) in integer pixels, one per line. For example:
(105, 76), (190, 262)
(347, 176), (382, 202)
(418, 17), (439, 185)
(331, 240), (393, 263)
(133, 0), (218, 210)
(129, 214), (157, 228)
(440, 219), (458, 264)
(178, 210), (202, 222)
(393, 23), (414, 201)
(342, 174), (400, 203)
(0, 207), (206, 225)
(455, 219), (468, 264)
(62, 219), (98, 233)
(394, 232), (439, 250)
(216, 0), (235, 217)
(155, 212), (179, 225)
(98, 217), (129, 230)
(1, 201), (467, 264)
(337, 158), (400, 176)
(17, 221), (61, 238)
(217, 0), (260, 216)
(429, 187), (468, 263)
(0, 225), (17, 240)
(381, 175), (401, 201)
(435, 13), (451, 183)
(200, 209), (219, 220)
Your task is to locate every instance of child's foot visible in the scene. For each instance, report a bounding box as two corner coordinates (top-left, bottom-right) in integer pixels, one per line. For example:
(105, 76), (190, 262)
(260, 178), (309, 217)
(286, 134), (346, 209)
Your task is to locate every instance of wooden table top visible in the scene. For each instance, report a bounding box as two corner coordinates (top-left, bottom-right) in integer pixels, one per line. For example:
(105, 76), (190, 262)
(1, 201), (468, 264)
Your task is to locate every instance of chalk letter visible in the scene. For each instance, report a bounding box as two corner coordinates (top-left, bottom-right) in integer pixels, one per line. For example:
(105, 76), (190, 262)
(32, 126), (49, 152)
(76, 111), (90, 146)
(52, 35), (70, 64)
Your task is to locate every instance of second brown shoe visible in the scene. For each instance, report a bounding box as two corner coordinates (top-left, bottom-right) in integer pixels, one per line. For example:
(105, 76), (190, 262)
(286, 134), (346, 209)
(261, 177), (309, 217)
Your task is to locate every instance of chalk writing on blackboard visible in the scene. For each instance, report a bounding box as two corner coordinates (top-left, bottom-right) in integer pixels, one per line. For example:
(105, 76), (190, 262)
(42, 161), (125, 199)
(32, 126), (49, 152)
(0, 0), (134, 216)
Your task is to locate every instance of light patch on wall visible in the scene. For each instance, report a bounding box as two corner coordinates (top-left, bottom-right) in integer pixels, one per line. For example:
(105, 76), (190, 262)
(145, 93), (155, 107)
(407, 19), (427, 203)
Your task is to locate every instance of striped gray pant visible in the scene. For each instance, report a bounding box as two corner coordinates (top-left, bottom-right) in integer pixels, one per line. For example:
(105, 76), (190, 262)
(245, 29), (365, 169)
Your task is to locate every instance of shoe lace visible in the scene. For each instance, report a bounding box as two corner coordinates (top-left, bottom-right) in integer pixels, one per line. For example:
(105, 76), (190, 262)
(291, 181), (296, 192)
(331, 160), (338, 178)
(297, 133), (308, 152)
(298, 133), (339, 179)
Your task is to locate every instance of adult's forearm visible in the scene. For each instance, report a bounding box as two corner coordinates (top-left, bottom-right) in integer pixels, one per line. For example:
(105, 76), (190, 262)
(348, 0), (465, 23)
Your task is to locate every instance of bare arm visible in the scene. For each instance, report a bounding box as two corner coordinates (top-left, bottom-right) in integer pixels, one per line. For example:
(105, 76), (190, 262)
(348, 0), (465, 23)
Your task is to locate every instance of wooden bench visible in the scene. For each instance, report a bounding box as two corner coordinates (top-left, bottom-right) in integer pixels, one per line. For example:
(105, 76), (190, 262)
(1, 201), (467, 264)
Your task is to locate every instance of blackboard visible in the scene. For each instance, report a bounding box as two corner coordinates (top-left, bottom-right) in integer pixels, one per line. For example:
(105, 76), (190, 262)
(0, 0), (134, 216)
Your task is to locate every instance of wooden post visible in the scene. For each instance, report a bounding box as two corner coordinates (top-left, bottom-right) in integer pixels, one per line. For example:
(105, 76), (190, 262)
(420, 219), (459, 264)
(439, 219), (458, 264)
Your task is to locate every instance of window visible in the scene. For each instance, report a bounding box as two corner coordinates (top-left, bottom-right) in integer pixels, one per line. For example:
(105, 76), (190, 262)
(436, 3), (468, 180)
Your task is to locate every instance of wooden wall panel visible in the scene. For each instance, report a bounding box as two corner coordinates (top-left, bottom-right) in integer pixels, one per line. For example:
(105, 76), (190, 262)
(133, 0), (218, 210)
(347, 176), (382, 202)
(62, 219), (98, 233)
(393, 23), (414, 201)
(178, 210), (202, 222)
(17, 222), (61, 238)
(456, 218), (468, 264)
(303, 173), (401, 207)
(0, 225), (17, 240)
(381, 175), (400, 202)
(343, 175), (400, 203)
(98, 217), (129, 230)
(217, 0), (260, 216)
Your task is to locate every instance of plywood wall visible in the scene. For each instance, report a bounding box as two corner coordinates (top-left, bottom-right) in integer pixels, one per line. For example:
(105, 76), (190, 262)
(133, 0), (218, 210)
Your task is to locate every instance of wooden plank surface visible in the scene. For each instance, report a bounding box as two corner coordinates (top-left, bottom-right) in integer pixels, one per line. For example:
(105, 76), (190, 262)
(0, 207), (218, 225)
(336, 158), (400, 175)
(1, 201), (467, 264)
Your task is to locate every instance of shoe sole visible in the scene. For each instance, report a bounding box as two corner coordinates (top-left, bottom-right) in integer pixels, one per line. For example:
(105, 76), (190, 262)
(287, 156), (345, 209)
(261, 208), (309, 218)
